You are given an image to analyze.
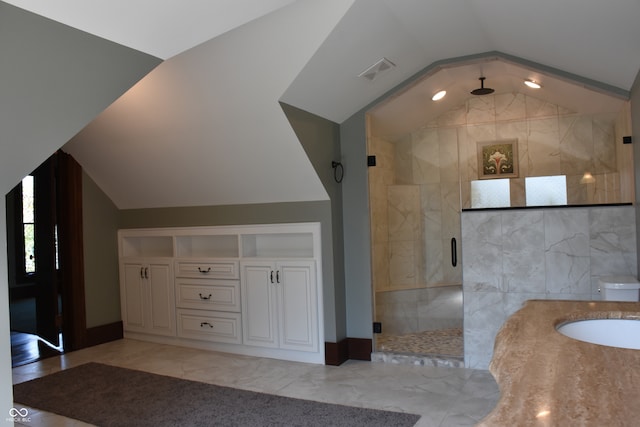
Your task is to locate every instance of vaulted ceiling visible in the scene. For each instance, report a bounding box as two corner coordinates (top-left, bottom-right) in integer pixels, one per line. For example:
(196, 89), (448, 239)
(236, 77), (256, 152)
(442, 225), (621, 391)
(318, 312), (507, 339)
(4, 0), (640, 209)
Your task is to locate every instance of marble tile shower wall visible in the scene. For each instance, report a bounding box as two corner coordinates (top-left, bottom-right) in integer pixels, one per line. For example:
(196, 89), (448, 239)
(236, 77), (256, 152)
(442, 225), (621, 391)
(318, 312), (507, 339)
(423, 92), (631, 208)
(368, 92), (632, 357)
(461, 205), (637, 369)
(376, 285), (463, 335)
(369, 93), (630, 292)
(368, 127), (461, 291)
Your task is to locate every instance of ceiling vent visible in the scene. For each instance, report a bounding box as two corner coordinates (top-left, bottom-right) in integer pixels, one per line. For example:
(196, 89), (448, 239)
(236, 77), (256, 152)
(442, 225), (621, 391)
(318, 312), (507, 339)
(358, 57), (396, 81)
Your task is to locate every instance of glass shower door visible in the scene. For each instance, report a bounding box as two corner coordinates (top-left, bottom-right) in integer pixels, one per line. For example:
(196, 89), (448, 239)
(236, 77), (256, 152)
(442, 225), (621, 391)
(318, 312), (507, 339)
(368, 124), (463, 359)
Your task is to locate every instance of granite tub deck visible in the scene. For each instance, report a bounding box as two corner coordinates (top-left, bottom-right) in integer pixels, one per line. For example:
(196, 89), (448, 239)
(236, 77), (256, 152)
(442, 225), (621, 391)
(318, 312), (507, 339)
(479, 300), (640, 426)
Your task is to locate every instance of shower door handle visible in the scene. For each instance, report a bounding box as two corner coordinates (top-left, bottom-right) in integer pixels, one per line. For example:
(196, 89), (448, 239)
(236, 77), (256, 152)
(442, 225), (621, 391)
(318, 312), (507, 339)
(451, 237), (457, 267)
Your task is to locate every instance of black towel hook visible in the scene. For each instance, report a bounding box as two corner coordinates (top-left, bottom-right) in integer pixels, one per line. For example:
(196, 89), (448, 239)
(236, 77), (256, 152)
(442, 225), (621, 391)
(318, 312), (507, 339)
(331, 161), (344, 183)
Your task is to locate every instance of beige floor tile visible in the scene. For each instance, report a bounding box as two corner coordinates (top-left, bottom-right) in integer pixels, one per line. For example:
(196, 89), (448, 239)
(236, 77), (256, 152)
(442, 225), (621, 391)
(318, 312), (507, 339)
(12, 338), (499, 427)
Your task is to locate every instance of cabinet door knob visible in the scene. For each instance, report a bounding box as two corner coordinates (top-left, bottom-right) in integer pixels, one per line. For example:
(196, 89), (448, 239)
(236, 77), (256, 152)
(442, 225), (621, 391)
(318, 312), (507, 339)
(199, 293), (212, 300)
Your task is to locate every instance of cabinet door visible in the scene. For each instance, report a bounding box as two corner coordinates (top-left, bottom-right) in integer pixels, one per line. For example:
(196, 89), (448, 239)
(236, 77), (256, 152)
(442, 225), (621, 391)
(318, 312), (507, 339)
(146, 262), (176, 336)
(240, 262), (278, 348)
(121, 262), (146, 332)
(277, 261), (318, 352)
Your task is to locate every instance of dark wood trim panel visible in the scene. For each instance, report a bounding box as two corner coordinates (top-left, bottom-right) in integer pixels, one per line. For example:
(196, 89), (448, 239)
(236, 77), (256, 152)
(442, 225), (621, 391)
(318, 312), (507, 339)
(325, 339), (349, 366)
(324, 338), (372, 365)
(85, 322), (123, 347)
(347, 338), (372, 361)
(57, 151), (88, 351)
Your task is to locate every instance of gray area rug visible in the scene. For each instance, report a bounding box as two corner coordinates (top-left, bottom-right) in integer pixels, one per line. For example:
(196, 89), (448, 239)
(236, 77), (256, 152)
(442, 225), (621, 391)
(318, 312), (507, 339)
(14, 362), (420, 426)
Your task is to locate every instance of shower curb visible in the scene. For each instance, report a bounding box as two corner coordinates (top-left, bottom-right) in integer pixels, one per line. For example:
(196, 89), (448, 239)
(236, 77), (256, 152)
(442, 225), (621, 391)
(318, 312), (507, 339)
(371, 351), (464, 368)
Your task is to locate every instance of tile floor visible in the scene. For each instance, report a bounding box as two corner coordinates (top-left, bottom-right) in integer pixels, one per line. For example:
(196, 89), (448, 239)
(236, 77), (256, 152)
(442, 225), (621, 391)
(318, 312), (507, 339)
(12, 338), (500, 427)
(376, 328), (464, 357)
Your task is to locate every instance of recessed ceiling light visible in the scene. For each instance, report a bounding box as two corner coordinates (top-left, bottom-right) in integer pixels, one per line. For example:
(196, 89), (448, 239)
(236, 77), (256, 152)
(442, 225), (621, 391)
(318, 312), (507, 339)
(432, 90), (446, 101)
(524, 79), (541, 89)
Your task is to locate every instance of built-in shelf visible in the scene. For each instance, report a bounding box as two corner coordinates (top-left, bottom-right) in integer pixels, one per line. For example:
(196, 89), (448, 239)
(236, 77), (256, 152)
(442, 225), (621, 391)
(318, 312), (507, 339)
(241, 233), (314, 258)
(120, 236), (173, 258)
(176, 235), (239, 258)
(119, 226), (318, 259)
(118, 223), (324, 365)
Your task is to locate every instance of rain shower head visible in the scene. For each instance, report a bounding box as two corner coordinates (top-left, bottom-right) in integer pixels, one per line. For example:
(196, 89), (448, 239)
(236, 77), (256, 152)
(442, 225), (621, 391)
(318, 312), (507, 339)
(470, 77), (494, 95)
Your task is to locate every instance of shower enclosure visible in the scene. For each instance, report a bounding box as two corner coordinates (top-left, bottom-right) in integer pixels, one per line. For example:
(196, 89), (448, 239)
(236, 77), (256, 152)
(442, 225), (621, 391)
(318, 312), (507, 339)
(368, 119), (463, 359)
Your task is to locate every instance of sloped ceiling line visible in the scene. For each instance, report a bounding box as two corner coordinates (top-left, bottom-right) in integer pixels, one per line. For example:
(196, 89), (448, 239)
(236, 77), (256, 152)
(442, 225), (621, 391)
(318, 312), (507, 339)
(1, 0), (300, 59)
(63, 0), (356, 210)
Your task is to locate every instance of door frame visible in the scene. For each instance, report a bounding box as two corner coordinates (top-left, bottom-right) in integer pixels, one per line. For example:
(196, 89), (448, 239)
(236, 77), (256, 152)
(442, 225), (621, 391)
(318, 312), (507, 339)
(56, 151), (87, 351)
(6, 151), (87, 352)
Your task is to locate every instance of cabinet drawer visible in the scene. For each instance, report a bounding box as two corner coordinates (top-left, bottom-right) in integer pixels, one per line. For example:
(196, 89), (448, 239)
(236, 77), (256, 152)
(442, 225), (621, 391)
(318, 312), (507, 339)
(175, 261), (239, 279)
(175, 278), (240, 312)
(177, 309), (242, 344)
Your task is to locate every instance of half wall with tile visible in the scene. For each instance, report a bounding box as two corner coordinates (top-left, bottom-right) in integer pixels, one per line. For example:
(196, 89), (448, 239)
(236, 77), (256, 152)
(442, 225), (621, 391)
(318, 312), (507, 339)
(462, 204), (637, 369)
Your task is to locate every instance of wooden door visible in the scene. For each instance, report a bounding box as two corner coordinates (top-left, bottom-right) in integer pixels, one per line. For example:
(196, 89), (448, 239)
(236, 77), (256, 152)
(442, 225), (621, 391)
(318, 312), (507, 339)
(32, 158), (60, 347)
(6, 151), (86, 358)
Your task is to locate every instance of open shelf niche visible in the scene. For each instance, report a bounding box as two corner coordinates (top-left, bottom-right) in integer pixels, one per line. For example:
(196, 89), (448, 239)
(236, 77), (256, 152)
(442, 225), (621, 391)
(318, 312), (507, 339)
(241, 232), (314, 258)
(120, 236), (174, 258)
(176, 234), (239, 258)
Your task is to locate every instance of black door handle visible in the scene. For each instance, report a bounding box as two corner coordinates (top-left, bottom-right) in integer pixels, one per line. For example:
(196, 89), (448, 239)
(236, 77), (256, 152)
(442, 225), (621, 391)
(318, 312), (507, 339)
(451, 237), (457, 267)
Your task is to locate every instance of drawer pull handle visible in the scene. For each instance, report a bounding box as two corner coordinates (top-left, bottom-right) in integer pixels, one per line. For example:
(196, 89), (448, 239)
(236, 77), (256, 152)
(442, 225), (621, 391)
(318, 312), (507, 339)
(199, 293), (212, 300)
(200, 322), (214, 328)
(198, 267), (212, 274)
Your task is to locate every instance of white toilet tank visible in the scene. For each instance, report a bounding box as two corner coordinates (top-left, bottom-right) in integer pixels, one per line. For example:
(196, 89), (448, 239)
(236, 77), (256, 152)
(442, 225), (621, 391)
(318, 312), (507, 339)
(599, 276), (640, 301)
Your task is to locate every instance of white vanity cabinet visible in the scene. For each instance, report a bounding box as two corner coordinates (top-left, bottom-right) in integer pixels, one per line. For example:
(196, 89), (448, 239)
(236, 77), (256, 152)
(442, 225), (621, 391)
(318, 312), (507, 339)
(120, 260), (175, 336)
(241, 260), (317, 352)
(174, 258), (242, 345)
(120, 252), (176, 336)
(117, 223), (324, 364)
(119, 234), (176, 337)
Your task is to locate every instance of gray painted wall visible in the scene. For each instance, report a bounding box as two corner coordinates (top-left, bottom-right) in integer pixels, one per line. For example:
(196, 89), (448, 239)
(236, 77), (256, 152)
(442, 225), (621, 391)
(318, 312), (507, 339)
(0, 199), (10, 421)
(0, 3), (161, 421)
(281, 103), (347, 341)
(0, 2), (161, 195)
(82, 171), (121, 328)
(340, 110), (374, 339)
